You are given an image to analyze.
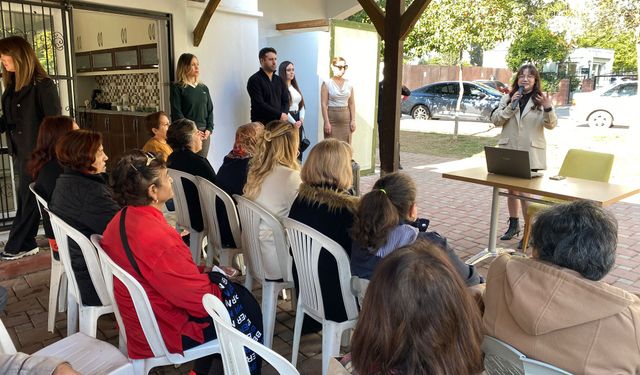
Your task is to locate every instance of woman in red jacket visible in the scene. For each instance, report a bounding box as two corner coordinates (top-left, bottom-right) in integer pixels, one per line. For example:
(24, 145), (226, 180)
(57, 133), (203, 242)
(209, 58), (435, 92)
(101, 151), (224, 374)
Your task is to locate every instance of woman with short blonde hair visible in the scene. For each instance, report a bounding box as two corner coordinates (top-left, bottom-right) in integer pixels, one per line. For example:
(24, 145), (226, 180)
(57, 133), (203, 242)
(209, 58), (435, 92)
(288, 139), (357, 334)
(244, 120), (301, 280)
(321, 56), (355, 144)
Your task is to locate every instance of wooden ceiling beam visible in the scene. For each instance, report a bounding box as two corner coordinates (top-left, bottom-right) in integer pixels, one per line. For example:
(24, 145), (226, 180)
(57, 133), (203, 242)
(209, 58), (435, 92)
(356, 0), (385, 36)
(193, 0), (222, 47)
(399, 0), (431, 40)
(276, 19), (330, 31)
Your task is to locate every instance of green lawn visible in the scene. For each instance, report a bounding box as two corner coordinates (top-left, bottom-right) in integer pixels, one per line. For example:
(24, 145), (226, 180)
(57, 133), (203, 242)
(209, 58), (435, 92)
(399, 131), (499, 158)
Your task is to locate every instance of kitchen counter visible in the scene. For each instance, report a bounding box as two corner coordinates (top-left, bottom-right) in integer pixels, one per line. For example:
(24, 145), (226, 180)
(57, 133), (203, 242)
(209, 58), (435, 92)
(77, 108), (155, 117)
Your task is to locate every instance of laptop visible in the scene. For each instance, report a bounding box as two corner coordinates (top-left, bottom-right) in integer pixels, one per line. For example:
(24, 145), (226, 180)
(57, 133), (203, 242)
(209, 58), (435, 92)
(484, 146), (543, 179)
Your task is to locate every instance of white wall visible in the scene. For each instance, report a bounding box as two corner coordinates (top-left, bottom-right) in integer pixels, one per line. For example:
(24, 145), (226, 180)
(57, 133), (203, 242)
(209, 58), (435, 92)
(74, 0), (262, 169)
(257, 0), (325, 44)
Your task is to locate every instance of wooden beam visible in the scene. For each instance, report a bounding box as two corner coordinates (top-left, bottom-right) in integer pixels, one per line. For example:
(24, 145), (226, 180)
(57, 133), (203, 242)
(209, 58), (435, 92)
(275, 19), (329, 31)
(399, 0), (431, 40)
(356, 0), (385, 36)
(192, 0), (222, 47)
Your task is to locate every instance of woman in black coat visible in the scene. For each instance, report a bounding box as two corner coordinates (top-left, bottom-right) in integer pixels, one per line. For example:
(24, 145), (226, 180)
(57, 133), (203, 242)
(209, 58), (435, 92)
(0, 36), (61, 260)
(50, 130), (120, 306)
(288, 139), (358, 332)
(166, 118), (216, 233)
(28, 116), (78, 259)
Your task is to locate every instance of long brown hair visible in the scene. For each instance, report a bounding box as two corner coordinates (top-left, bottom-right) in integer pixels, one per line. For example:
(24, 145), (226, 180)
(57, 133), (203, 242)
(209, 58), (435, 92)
(510, 63), (543, 111)
(0, 35), (49, 91)
(278, 60), (305, 109)
(27, 116), (76, 178)
(351, 173), (416, 250)
(351, 240), (484, 374)
(175, 53), (198, 87)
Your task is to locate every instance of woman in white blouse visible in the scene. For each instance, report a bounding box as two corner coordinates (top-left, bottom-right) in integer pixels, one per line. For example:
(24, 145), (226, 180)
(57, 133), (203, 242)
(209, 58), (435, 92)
(278, 60), (307, 159)
(321, 56), (355, 144)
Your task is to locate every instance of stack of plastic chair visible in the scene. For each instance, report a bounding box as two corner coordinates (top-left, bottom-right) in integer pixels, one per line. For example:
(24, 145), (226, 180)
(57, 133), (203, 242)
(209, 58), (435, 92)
(233, 195), (294, 349)
(92, 235), (220, 374)
(2, 316), (133, 374)
(28, 182), (67, 333)
(46, 208), (113, 338)
(521, 149), (614, 251)
(167, 168), (207, 264)
(202, 294), (300, 375)
(483, 336), (572, 374)
(196, 176), (243, 268)
(283, 218), (359, 375)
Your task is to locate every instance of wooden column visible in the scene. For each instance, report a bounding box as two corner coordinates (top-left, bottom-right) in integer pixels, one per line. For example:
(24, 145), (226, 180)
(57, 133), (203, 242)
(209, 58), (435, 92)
(357, 0), (431, 174)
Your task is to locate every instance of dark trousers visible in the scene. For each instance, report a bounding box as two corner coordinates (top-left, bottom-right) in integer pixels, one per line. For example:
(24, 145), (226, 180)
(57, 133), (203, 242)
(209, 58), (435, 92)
(4, 157), (39, 253)
(182, 316), (221, 375)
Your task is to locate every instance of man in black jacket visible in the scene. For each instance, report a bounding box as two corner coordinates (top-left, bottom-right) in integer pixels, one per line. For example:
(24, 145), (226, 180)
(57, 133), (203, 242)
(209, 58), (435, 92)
(246, 47), (289, 125)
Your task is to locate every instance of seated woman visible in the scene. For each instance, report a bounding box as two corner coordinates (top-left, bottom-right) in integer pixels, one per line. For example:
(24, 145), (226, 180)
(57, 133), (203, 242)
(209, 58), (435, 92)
(27, 115), (78, 259)
(142, 111), (173, 161)
(483, 200), (640, 373)
(330, 240), (483, 374)
(288, 139), (357, 327)
(216, 122), (264, 247)
(50, 130), (120, 306)
(166, 118), (216, 234)
(243, 120), (300, 280)
(100, 151), (223, 374)
(350, 172), (481, 286)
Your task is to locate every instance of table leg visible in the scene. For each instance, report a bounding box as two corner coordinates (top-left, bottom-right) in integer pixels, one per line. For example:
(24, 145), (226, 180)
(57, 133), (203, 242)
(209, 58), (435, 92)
(466, 186), (513, 265)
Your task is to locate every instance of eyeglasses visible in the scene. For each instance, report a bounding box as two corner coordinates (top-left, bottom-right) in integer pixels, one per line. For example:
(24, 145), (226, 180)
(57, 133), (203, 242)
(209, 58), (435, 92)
(333, 64), (348, 70)
(518, 74), (535, 80)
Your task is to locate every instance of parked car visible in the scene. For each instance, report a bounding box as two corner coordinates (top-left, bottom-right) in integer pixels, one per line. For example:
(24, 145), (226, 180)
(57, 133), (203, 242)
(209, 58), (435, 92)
(401, 81), (503, 122)
(571, 81), (638, 128)
(474, 79), (510, 94)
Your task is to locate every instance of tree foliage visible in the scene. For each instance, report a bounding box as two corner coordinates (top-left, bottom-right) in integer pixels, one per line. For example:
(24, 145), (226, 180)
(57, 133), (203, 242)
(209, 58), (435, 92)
(575, 0), (640, 72)
(506, 26), (570, 71)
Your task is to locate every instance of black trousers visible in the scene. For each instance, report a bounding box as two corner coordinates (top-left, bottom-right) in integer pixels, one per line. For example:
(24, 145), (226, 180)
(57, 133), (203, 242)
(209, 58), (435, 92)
(4, 156), (39, 253)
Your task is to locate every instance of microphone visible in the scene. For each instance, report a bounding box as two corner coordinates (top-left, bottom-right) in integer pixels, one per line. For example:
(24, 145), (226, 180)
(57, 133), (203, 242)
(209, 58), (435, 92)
(511, 86), (524, 110)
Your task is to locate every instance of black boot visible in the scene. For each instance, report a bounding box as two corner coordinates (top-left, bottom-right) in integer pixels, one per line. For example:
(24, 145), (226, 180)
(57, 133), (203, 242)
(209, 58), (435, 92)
(500, 217), (521, 240)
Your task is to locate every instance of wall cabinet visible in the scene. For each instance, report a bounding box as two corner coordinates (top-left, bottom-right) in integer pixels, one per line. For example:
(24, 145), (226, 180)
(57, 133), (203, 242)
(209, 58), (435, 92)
(76, 44), (157, 73)
(77, 110), (149, 171)
(74, 11), (159, 52)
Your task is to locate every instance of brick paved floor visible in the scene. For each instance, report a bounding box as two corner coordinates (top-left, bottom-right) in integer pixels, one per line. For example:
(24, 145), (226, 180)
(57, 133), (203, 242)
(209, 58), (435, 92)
(1, 151), (639, 374)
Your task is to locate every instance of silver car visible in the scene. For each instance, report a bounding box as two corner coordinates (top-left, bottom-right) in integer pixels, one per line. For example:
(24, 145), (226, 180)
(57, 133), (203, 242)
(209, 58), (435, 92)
(401, 81), (503, 122)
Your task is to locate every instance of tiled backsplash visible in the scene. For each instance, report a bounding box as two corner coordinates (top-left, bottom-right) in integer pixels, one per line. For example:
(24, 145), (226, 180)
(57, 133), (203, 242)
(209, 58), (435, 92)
(95, 73), (160, 107)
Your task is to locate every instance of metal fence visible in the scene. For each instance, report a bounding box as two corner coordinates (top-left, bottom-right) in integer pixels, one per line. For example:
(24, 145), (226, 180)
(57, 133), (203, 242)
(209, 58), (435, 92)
(0, 0), (73, 229)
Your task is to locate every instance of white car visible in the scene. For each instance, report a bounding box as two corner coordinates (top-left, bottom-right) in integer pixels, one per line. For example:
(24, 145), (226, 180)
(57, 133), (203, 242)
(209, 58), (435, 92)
(571, 81), (638, 128)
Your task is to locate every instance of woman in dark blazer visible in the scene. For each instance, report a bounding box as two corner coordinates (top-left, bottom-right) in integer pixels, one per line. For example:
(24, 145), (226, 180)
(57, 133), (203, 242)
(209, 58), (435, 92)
(166, 118), (216, 234)
(0, 35), (61, 260)
(50, 130), (120, 306)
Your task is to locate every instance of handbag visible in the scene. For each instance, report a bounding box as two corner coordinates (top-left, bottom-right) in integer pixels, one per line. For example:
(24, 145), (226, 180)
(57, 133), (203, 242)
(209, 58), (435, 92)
(299, 126), (311, 153)
(118, 207), (264, 373)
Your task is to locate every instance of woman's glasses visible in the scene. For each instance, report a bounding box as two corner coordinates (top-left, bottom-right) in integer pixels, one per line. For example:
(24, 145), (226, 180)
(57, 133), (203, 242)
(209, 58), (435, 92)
(333, 64), (348, 70)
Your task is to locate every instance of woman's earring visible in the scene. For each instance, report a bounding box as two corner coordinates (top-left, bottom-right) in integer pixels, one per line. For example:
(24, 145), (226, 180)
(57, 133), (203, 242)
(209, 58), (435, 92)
(154, 199), (159, 204)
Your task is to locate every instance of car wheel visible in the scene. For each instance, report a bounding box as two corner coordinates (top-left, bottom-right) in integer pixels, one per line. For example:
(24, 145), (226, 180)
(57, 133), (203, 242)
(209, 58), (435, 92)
(587, 111), (613, 128)
(411, 105), (430, 120)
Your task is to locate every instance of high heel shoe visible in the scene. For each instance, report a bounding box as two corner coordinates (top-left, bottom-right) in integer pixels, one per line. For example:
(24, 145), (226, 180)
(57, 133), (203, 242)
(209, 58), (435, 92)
(500, 217), (521, 240)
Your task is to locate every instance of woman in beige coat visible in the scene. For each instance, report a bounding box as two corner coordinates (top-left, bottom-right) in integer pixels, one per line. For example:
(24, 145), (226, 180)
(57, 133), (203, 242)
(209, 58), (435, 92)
(483, 200), (640, 374)
(490, 63), (557, 247)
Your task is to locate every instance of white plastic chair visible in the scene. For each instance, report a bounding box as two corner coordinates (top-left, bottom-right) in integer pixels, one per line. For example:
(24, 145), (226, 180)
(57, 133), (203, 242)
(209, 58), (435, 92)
(46, 208), (113, 338)
(92, 234), (221, 374)
(202, 294), (300, 375)
(167, 168), (206, 265)
(196, 176), (243, 268)
(283, 218), (359, 375)
(233, 195), (294, 349)
(1, 318), (134, 374)
(483, 336), (573, 374)
(28, 182), (67, 333)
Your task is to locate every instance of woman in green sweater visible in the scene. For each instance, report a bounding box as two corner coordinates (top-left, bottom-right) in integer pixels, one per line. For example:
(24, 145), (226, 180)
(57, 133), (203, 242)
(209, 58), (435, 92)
(170, 53), (214, 158)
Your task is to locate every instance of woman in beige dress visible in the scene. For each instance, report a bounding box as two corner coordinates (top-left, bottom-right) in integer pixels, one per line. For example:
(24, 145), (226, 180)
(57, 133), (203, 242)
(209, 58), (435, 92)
(321, 56), (355, 144)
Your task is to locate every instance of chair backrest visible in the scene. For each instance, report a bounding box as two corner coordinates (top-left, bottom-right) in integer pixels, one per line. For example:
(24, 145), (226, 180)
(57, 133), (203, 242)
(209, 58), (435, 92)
(233, 195), (291, 282)
(167, 168), (201, 233)
(558, 149), (614, 183)
(29, 182), (48, 217)
(46, 208), (111, 307)
(202, 294), (300, 375)
(0, 319), (17, 354)
(92, 234), (183, 362)
(196, 176), (242, 251)
(282, 218), (358, 322)
(482, 336), (572, 375)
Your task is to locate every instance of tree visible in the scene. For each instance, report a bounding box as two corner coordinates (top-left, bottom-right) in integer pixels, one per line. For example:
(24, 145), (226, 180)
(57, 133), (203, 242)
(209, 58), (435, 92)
(506, 26), (570, 71)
